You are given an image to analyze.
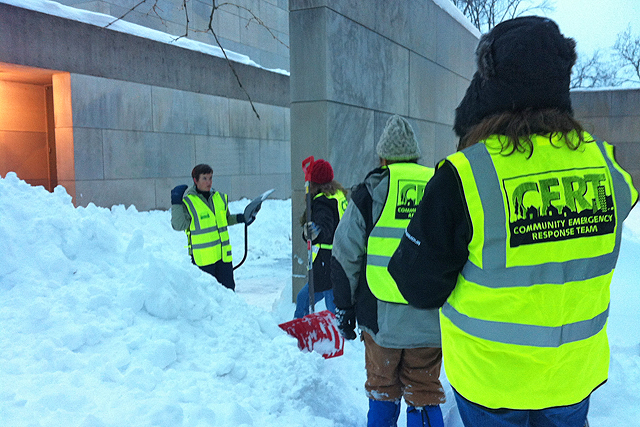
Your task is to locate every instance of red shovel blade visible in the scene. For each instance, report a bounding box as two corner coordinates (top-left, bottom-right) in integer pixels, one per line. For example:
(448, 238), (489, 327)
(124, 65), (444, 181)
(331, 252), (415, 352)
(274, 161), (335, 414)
(278, 310), (344, 359)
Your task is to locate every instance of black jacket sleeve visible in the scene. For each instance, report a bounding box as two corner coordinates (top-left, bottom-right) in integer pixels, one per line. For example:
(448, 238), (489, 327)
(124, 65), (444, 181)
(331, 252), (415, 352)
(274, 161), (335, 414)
(311, 195), (338, 245)
(388, 160), (472, 309)
(300, 195), (338, 245)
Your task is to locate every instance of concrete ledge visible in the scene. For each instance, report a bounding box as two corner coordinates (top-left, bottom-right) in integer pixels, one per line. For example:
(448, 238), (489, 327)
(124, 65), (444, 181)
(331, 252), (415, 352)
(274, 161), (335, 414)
(0, 2), (289, 107)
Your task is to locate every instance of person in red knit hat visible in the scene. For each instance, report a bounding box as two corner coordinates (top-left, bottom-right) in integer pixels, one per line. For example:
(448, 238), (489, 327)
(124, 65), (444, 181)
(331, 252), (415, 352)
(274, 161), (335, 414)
(294, 158), (348, 319)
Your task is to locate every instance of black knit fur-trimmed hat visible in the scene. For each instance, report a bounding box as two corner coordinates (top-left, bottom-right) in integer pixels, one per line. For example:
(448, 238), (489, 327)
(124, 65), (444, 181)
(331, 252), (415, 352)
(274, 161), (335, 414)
(453, 16), (577, 138)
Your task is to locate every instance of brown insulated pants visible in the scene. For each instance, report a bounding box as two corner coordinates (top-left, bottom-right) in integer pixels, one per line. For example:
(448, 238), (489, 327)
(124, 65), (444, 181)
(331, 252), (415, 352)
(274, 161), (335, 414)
(363, 331), (446, 407)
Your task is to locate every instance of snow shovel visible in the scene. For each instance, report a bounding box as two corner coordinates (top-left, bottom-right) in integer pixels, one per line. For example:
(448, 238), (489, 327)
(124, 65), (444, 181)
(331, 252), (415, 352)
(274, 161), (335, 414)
(278, 310), (344, 359)
(277, 156), (344, 359)
(233, 188), (275, 270)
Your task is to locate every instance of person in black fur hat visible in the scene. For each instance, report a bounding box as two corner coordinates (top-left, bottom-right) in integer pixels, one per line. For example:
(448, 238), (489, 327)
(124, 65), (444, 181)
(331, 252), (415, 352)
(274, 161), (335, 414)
(388, 16), (638, 427)
(454, 16), (577, 143)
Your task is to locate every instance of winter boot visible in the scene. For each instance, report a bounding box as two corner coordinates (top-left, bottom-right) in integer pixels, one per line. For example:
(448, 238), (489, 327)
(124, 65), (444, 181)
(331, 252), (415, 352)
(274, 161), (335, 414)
(367, 399), (401, 427)
(406, 405), (444, 427)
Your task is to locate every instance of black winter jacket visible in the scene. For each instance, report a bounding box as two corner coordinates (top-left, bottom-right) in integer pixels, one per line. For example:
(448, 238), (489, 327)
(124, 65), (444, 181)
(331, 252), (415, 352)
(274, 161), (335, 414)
(305, 193), (343, 293)
(388, 160), (472, 308)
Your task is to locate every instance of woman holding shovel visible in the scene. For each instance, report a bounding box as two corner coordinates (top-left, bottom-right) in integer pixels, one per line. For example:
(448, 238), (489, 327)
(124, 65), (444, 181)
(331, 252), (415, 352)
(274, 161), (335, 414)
(293, 158), (348, 319)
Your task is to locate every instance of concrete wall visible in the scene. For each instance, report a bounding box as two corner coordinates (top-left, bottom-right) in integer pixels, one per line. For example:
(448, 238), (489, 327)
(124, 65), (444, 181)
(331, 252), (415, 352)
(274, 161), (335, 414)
(288, 0), (479, 297)
(52, 73), (77, 198)
(0, 2), (290, 210)
(55, 0), (290, 72)
(71, 74), (290, 210)
(571, 89), (640, 191)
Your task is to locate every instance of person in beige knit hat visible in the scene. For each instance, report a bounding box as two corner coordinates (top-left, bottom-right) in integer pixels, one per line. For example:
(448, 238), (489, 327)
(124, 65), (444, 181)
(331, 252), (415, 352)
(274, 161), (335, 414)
(375, 114), (422, 161)
(331, 115), (445, 427)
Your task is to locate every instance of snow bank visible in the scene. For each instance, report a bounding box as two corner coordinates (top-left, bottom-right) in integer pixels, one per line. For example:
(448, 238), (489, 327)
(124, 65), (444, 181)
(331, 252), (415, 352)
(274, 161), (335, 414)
(0, 173), (357, 427)
(1, 172), (639, 427)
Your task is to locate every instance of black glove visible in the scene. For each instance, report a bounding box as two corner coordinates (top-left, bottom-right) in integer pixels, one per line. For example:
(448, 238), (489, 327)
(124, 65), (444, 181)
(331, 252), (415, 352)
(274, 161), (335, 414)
(171, 184), (188, 205)
(335, 307), (357, 340)
(236, 213), (256, 226)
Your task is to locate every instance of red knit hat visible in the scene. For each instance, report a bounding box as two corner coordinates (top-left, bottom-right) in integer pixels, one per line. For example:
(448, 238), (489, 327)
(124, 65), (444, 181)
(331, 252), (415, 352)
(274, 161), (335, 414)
(309, 159), (334, 184)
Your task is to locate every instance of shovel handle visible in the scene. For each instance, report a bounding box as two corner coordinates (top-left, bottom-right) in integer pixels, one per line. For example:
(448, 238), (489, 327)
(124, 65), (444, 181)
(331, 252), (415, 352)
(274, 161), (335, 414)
(233, 222), (249, 270)
(302, 156), (314, 181)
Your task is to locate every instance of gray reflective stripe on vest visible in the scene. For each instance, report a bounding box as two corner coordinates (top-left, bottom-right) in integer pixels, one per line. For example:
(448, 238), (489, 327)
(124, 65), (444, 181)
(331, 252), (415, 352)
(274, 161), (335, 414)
(191, 225), (219, 236)
(462, 142), (623, 288)
(442, 302), (609, 347)
(595, 139), (633, 227)
(462, 251), (620, 288)
(367, 254), (390, 268)
(369, 226), (405, 239)
(183, 197), (201, 230)
(465, 144), (507, 270)
(367, 227), (406, 267)
(191, 239), (222, 250)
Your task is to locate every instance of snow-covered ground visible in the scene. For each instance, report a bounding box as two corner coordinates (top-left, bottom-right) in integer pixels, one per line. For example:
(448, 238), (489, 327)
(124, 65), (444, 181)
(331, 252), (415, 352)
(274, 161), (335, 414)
(0, 172), (639, 427)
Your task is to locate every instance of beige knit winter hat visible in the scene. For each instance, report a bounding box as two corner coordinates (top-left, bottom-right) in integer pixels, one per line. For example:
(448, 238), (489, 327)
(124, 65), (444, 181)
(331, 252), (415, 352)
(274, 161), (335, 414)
(376, 115), (421, 161)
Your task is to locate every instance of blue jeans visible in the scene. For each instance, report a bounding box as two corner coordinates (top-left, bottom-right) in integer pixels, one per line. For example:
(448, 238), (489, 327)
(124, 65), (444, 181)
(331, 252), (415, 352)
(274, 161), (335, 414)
(294, 283), (336, 318)
(454, 389), (589, 427)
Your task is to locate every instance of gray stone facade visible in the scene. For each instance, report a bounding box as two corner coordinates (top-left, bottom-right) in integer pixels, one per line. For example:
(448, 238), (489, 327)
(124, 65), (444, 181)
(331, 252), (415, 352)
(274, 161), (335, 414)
(70, 74), (290, 210)
(0, 2), (290, 210)
(288, 0), (480, 297)
(571, 89), (640, 190)
(53, 0), (290, 72)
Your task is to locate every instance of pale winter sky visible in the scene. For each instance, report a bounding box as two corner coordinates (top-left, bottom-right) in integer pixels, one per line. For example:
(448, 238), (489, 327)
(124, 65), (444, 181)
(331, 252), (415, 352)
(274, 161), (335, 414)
(543, 0), (640, 55)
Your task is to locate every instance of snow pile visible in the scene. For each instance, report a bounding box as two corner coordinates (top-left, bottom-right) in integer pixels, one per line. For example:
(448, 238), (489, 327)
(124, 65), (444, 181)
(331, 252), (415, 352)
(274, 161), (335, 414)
(1, 171), (639, 427)
(0, 172), (358, 427)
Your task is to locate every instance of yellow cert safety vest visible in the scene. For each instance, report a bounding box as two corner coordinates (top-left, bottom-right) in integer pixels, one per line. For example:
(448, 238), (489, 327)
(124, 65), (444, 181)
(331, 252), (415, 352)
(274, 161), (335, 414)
(183, 192), (233, 266)
(366, 163), (435, 303)
(311, 190), (348, 260)
(442, 132), (638, 410)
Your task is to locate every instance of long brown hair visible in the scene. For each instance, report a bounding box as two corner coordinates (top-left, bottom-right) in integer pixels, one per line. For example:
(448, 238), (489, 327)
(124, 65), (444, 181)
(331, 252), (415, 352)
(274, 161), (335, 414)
(457, 108), (593, 157)
(299, 180), (348, 226)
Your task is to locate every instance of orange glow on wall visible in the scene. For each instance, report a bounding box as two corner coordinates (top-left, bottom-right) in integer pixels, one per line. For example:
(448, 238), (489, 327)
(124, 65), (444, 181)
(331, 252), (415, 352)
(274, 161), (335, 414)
(0, 63), (75, 203)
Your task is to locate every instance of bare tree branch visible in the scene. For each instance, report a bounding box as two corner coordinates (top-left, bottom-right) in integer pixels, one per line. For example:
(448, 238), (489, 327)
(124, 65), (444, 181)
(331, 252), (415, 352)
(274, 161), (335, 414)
(570, 50), (620, 89)
(450, 0), (555, 33)
(217, 2), (288, 49)
(613, 25), (640, 82)
(104, 0), (291, 120)
(105, 0), (147, 29)
(207, 1), (260, 119)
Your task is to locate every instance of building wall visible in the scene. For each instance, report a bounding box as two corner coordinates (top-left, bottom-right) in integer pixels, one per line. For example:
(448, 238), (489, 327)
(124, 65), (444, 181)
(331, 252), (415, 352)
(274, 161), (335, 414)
(0, 2), (290, 210)
(55, 0), (290, 71)
(571, 89), (640, 191)
(71, 74), (290, 210)
(288, 0), (479, 297)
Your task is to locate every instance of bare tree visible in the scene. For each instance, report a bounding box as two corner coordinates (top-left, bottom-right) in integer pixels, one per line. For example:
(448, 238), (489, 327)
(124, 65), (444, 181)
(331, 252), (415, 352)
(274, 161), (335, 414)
(450, 0), (555, 33)
(613, 25), (640, 84)
(106, 0), (289, 119)
(570, 50), (620, 89)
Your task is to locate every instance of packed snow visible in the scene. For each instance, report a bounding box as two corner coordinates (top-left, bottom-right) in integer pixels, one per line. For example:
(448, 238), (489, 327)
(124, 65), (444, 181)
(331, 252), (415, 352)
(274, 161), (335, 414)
(1, 172), (639, 427)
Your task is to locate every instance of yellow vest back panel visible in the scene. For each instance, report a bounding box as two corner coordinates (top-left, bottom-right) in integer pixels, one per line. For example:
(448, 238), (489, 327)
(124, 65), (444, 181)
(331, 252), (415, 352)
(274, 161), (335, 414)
(442, 133), (638, 409)
(366, 163), (434, 303)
